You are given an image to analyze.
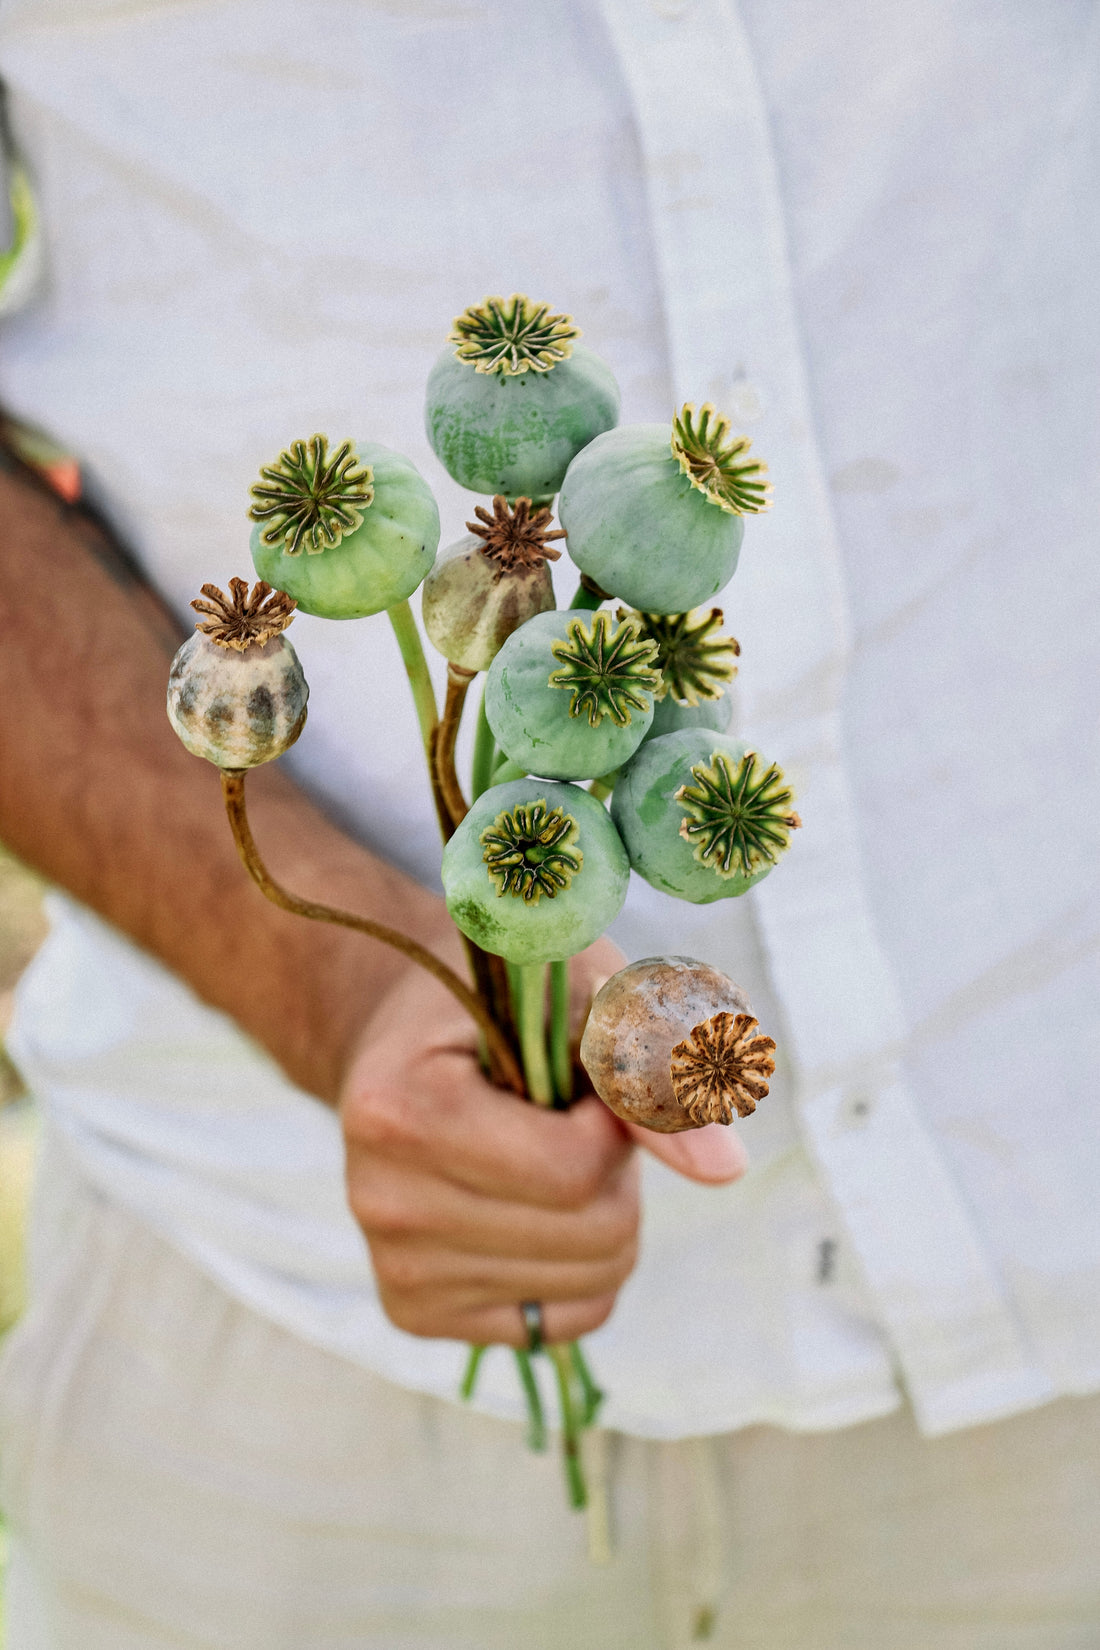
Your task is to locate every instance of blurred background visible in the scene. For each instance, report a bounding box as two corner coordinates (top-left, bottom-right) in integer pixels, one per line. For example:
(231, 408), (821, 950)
(0, 844), (46, 1645)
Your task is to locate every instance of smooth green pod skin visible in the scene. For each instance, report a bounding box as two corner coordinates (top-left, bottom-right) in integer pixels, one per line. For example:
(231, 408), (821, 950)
(425, 344), (620, 502)
(485, 610), (655, 781)
(643, 686), (733, 745)
(611, 730), (769, 904)
(442, 778), (630, 964)
(250, 443), (440, 619)
(558, 425), (744, 613)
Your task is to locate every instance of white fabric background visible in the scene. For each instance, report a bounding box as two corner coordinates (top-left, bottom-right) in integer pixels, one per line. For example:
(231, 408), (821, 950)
(0, 0), (1097, 1437)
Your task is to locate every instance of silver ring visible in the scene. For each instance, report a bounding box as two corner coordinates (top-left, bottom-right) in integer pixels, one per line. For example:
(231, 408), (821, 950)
(520, 1300), (544, 1354)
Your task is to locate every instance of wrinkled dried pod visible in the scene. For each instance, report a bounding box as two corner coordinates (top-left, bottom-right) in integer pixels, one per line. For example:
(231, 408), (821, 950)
(421, 496), (562, 671)
(167, 578), (308, 769)
(579, 956), (775, 1133)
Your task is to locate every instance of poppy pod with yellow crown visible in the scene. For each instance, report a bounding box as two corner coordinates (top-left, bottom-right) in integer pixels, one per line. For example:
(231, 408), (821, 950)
(248, 435), (439, 619)
(558, 403), (771, 613)
(425, 295), (620, 502)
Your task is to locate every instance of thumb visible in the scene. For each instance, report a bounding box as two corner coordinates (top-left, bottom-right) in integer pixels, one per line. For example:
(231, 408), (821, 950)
(626, 1119), (748, 1185)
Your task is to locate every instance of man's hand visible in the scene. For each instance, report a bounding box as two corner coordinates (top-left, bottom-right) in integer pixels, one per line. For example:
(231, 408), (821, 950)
(341, 940), (746, 1346)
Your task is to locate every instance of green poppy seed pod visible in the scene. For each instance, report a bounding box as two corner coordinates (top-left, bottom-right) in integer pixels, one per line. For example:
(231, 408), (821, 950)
(580, 957), (775, 1133)
(610, 730), (801, 903)
(485, 609), (662, 781)
(167, 579), (308, 769)
(441, 778), (629, 964)
(642, 684), (733, 746)
(248, 435), (439, 619)
(421, 497), (561, 670)
(558, 404), (771, 613)
(424, 295), (620, 502)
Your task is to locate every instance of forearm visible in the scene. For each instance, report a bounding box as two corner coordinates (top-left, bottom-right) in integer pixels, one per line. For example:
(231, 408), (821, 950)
(0, 460), (454, 1103)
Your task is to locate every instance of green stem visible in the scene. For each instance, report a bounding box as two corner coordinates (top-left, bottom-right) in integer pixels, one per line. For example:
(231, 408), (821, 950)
(387, 598), (437, 757)
(460, 1344), (486, 1400)
(570, 575), (608, 611)
(587, 769), (619, 804)
(571, 1342), (605, 1426)
(513, 1350), (548, 1451)
(549, 959), (573, 1105)
(548, 1343), (588, 1508)
(492, 757), (528, 785)
(471, 690), (498, 801)
(515, 963), (554, 1107)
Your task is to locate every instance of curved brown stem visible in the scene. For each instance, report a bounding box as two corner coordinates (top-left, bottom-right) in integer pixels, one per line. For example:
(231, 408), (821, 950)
(432, 662), (475, 829)
(221, 770), (525, 1095)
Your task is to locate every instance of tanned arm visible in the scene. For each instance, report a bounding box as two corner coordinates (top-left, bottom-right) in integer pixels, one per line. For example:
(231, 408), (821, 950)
(0, 451), (447, 1103)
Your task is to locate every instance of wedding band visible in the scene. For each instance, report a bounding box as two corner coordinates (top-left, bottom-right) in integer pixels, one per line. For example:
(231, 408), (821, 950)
(520, 1300), (544, 1354)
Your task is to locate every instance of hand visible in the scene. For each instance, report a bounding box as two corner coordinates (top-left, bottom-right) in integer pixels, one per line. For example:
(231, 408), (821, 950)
(340, 939), (746, 1346)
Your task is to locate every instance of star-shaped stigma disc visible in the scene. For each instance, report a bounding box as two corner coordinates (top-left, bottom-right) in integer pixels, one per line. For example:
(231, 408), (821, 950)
(677, 749), (801, 879)
(670, 1012), (777, 1124)
(450, 294), (580, 376)
(190, 578), (297, 652)
(248, 434), (374, 556)
(548, 612), (662, 727)
(480, 800), (583, 903)
(671, 403), (772, 516)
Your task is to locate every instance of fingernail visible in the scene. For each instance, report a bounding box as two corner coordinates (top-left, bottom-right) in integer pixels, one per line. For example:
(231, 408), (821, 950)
(672, 1126), (746, 1182)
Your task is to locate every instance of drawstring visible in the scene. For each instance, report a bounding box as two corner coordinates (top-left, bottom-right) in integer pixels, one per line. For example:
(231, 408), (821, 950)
(583, 1426), (614, 1564)
(648, 1431), (730, 1647)
(685, 1436), (725, 1640)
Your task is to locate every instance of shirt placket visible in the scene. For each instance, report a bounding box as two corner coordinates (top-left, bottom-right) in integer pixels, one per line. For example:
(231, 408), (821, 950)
(598, 0), (1053, 1434)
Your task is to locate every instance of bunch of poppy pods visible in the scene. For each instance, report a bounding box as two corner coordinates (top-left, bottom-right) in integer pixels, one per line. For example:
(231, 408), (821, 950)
(166, 294), (799, 1512)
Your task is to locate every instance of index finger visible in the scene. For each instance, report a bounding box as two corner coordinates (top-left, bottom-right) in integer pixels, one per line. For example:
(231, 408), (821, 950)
(343, 1045), (634, 1209)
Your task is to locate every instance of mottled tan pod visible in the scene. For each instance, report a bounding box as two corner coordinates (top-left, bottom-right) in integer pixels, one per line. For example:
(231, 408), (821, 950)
(421, 535), (556, 671)
(580, 955), (769, 1133)
(167, 631), (308, 769)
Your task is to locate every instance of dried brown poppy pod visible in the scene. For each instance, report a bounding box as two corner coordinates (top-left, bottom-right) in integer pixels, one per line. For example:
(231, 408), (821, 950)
(579, 956), (776, 1133)
(421, 496), (562, 671)
(167, 578), (308, 769)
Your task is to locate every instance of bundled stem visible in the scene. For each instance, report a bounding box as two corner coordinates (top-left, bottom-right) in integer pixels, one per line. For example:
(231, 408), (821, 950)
(220, 770), (524, 1094)
(514, 1350), (548, 1451)
(550, 958), (573, 1104)
(433, 662), (475, 828)
(389, 609), (517, 1074)
(470, 692), (498, 802)
(548, 1344), (587, 1508)
(387, 599), (438, 755)
(515, 963), (554, 1108)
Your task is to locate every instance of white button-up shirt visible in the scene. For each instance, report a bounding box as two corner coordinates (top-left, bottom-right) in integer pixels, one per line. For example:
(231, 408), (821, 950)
(1, 0), (1096, 1438)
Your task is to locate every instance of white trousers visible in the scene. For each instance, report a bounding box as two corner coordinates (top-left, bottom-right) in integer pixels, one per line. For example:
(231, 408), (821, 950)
(2, 1131), (1099, 1650)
